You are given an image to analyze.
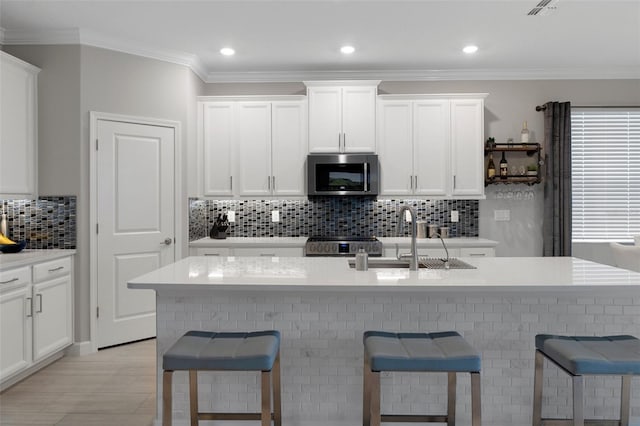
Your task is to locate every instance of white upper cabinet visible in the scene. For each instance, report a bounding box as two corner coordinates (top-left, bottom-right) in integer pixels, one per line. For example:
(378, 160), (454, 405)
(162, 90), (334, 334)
(305, 81), (379, 153)
(271, 101), (307, 196)
(0, 52), (40, 199)
(200, 102), (235, 197)
(199, 96), (307, 198)
(236, 102), (272, 196)
(377, 94), (487, 198)
(450, 99), (485, 196)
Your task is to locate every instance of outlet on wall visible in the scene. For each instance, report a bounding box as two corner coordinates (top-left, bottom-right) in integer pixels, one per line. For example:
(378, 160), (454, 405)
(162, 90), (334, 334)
(271, 210), (280, 222)
(227, 211), (235, 222)
(494, 210), (510, 221)
(451, 210), (459, 223)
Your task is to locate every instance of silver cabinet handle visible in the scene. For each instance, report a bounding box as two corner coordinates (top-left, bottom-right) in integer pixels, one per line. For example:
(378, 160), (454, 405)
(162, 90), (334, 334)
(161, 238), (173, 245)
(414, 175), (418, 189)
(48, 266), (64, 272)
(0, 277), (19, 284)
(230, 176), (233, 190)
(272, 176), (276, 192)
(364, 162), (368, 192)
(260, 253), (276, 257)
(343, 133), (346, 151)
(268, 176), (271, 190)
(453, 175), (456, 189)
(36, 294), (43, 313)
(204, 253), (220, 256)
(26, 297), (33, 317)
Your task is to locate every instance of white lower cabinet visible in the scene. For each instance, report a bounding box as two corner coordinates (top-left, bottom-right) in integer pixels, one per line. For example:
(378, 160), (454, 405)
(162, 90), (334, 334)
(191, 246), (303, 257)
(0, 268), (32, 381)
(459, 247), (496, 257)
(0, 255), (73, 387)
(234, 247), (303, 257)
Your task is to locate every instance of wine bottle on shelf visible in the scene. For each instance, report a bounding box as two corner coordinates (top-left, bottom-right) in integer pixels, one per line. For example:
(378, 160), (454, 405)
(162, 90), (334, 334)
(487, 153), (496, 180)
(499, 151), (508, 179)
(521, 121), (530, 143)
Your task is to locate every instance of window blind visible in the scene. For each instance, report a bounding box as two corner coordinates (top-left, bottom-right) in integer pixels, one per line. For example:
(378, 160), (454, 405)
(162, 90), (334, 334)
(571, 108), (640, 242)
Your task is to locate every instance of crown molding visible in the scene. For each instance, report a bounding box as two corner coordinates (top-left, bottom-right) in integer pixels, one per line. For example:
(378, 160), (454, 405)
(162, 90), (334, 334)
(2, 29), (639, 83)
(203, 67), (640, 83)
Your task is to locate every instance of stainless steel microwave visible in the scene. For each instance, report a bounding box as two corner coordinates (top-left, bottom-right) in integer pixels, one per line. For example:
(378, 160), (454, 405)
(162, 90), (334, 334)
(307, 154), (379, 196)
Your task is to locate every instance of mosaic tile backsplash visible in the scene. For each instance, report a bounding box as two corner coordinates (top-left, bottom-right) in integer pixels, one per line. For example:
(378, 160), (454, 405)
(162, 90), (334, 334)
(1, 197), (77, 249)
(189, 197), (478, 241)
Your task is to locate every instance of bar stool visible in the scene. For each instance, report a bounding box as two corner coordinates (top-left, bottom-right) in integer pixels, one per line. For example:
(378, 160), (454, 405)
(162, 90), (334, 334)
(162, 330), (282, 426)
(532, 334), (640, 426)
(363, 331), (482, 426)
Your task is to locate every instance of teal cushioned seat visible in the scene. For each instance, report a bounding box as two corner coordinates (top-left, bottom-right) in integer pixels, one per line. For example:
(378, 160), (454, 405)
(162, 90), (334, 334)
(535, 334), (640, 375)
(163, 330), (280, 371)
(364, 331), (481, 373)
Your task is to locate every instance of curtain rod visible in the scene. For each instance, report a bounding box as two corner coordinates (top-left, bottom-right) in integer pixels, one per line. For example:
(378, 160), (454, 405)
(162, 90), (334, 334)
(536, 105), (640, 112)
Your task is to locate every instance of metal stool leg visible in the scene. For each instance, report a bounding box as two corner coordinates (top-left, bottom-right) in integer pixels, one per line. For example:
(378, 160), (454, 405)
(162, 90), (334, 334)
(163, 370), (173, 426)
(447, 372), (456, 426)
(572, 375), (584, 426)
(532, 350), (544, 426)
(272, 351), (282, 426)
(621, 375), (631, 426)
(189, 370), (198, 426)
(471, 372), (481, 426)
(363, 351), (371, 426)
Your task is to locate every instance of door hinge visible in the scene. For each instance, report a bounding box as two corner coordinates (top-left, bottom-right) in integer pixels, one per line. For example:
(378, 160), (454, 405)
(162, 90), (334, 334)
(96, 139), (99, 150)
(96, 223), (99, 234)
(96, 306), (100, 318)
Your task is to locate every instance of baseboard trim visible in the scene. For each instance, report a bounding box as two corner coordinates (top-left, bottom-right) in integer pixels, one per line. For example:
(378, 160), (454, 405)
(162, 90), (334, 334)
(65, 341), (95, 357)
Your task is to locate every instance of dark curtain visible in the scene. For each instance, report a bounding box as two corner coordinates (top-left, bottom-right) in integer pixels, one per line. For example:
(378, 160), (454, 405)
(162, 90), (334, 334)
(542, 101), (572, 256)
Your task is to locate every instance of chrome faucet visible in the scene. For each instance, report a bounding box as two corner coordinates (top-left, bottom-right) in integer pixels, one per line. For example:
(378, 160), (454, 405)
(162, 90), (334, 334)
(397, 206), (419, 271)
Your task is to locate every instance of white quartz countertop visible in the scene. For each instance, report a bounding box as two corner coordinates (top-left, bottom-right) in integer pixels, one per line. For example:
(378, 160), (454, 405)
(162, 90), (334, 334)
(0, 249), (76, 270)
(128, 256), (640, 293)
(189, 236), (498, 248)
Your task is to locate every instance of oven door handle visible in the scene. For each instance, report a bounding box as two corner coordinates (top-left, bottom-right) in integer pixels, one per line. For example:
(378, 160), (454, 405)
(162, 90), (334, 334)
(364, 162), (368, 192)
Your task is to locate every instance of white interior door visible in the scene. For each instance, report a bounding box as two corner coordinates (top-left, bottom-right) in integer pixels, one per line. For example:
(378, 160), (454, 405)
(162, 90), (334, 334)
(96, 119), (175, 348)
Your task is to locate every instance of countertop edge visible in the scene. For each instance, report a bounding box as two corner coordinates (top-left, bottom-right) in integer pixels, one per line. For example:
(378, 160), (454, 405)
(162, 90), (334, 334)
(0, 249), (77, 270)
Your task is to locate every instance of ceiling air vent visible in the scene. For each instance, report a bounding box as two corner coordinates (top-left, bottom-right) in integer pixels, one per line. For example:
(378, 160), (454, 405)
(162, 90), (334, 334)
(527, 0), (559, 16)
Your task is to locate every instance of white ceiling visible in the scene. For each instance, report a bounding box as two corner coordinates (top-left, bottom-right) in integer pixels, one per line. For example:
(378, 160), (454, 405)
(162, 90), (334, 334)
(1, 0), (639, 82)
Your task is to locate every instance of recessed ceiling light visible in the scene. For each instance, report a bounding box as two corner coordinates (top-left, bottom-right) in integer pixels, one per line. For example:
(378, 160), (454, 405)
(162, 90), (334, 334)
(463, 45), (478, 54)
(220, 47), (235, 56)
(340, 45), (355, 55)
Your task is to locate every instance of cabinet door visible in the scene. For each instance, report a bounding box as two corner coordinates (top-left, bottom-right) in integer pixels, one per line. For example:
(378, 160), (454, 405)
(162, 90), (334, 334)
(451, 99), (484, 197)
(459, 247), (495, 257)
(271, 101), (307, 196)
(377, 100), (414, 195)
(342, 86), (377, 153)
(413, 100), (450, 196)
(0, 52), (38, 198)
(32, 275), (72, 362)
(308, 86), (342, 153)
(202, 103), (235, 196)
(234, 247), (303, 257)
(0, 284), (32, 381)
(236, 102), (272, 196)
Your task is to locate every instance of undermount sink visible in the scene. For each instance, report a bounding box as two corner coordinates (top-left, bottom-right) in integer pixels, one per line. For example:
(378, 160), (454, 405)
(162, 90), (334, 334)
(348, 257), (476, 270)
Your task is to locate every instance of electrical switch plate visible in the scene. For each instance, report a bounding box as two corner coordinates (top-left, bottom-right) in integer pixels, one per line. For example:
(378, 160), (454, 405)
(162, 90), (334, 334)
(271, 210), (280, 222)
(405, 210), (412, 222)
(494, 210), (511, 221)
(451, 210), (459, 223)
(227, 211), (235, 222)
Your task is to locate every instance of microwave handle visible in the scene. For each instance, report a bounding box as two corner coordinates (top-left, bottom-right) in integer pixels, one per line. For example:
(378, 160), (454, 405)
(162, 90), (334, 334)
(364, 162), (368, 192)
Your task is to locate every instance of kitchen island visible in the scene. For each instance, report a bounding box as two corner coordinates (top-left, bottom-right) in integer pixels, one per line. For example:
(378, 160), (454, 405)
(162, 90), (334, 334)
(129, 256), (640, 426)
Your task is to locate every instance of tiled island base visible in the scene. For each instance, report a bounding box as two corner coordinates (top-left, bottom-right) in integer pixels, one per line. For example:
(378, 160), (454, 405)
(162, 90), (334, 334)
(155, 292), (640, 426)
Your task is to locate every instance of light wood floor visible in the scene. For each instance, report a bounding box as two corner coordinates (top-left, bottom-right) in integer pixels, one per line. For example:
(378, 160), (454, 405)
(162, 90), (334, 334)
(0, 339), (156, 426)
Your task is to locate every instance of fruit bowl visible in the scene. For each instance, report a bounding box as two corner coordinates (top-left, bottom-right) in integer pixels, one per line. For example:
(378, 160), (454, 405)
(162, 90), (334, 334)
(0, 240), (27, 253)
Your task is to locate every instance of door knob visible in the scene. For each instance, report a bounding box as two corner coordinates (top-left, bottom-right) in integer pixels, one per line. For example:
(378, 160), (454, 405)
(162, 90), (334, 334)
(162, 238), (173, 245)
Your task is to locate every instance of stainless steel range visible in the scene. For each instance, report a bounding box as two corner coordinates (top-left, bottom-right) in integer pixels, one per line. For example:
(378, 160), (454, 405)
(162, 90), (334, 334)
(304, 236), (383, 257)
